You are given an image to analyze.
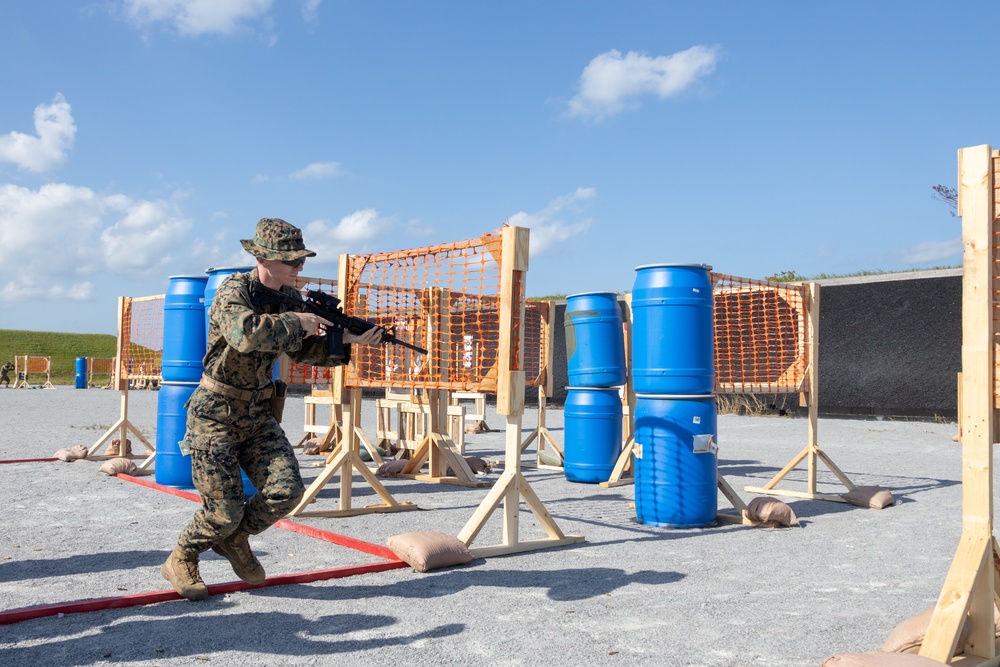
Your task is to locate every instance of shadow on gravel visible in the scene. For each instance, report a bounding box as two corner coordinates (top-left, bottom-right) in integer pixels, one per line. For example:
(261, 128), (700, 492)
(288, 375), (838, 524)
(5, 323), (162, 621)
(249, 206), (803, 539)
(2, 608), (465, 666)
(254, 565), (684, 603)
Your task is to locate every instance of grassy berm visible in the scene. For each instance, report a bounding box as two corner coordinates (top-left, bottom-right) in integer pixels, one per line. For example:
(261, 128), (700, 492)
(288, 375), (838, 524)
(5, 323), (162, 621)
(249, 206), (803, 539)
(0, 329), (117, 385)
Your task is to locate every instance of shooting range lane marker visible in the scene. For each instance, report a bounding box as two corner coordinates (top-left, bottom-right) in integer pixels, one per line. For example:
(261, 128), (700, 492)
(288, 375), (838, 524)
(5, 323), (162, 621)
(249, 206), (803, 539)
(0, 560), (409, 626)
(118, 474), (401, 559)
(0, 475), (409, 626)
(0, 458), (58, 464)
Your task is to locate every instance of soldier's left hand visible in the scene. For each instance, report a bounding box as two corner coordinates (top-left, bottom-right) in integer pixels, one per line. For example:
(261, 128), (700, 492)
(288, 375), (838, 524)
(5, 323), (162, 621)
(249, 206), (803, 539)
(345, 327), (384, 346)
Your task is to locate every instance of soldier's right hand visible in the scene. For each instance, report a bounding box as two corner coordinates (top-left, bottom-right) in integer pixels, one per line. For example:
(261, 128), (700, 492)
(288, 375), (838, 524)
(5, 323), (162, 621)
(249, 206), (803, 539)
(295, 312), (333, 334)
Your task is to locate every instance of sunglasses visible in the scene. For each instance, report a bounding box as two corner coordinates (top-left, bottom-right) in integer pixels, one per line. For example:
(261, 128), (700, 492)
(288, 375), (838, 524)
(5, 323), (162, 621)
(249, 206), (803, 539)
(280, 257), (306, 268)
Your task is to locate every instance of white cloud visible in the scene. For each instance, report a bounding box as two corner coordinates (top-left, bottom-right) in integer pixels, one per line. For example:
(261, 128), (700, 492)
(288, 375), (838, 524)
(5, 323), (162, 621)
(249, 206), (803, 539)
(507, 187), (596, 255)
(303, 208), (394, 260)
(122, 0), (275, 36)
(0, 183), (105, 301)
(0, 183), (197, 302)
(302, 0), (321, 22)
(100, 197), (193, 271)
(289, 161), (340, 180)
(567, 46), (720, 121)
(897, 238), (962, 265)
(0, 94), (76, 172)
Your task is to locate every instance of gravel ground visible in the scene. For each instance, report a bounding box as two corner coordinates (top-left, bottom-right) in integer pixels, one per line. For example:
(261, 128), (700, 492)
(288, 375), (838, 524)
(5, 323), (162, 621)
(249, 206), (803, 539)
(0, 386), (975, 666)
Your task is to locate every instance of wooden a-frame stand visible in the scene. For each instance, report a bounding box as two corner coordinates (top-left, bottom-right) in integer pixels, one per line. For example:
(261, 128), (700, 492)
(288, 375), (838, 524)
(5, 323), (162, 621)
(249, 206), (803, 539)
(742, 282), (856, 502)
(288, 258), (417, 518)
(459, 226), (584, 557)
(915, 144), (999, 666)
(88, 297), (155, 467)
(519, 302), (564, 469)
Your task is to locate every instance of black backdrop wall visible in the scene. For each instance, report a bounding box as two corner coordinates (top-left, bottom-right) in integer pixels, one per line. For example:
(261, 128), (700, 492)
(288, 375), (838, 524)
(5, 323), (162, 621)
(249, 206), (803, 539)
(546, 269), (962, 420)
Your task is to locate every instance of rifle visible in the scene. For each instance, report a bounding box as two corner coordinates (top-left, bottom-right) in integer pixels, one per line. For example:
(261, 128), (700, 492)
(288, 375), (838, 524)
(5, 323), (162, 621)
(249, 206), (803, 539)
(248, 281), (428, 356)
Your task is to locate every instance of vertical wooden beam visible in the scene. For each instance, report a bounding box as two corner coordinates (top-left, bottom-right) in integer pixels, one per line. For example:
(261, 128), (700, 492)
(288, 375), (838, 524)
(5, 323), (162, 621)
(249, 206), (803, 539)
(921, 144), (996, 663)
(496, 226), (529, 416)
(806, 282), (820, 494)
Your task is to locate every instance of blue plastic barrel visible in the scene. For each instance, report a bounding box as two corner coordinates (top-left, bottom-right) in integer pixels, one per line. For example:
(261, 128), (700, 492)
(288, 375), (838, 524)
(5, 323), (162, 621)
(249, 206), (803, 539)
(634, 394), (718, 528)
(564, 292), (627, 388)
(204, 266), (255, 343)
(155, 381), (257, 496)
(74, 357), (88, 389)
(631, 264), (714, 395)
(563, 387), (623, 483)
(162, 275), (209, 382)
(155, 381), (199, 488)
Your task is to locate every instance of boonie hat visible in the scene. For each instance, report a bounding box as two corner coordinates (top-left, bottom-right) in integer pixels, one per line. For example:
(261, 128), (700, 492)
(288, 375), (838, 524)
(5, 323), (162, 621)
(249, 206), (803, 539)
(240, 218), (317, 261)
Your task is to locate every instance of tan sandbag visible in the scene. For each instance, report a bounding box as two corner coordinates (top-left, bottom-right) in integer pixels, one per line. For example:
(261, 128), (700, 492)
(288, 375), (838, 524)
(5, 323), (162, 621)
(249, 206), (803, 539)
(745, 496), (799, 527)
(883, 605), (999, 654)
(537, 447), (563, 467)
(99, 457), (138, 476)
(302, 439), (322, 456)
(822, 652), (947, 666)
(386, 531), (474, 573)
(104, 438), (132, 457)
(376, 459), (410, 478)
(843, 485), (895, 509)
(53, 445), (88, 462)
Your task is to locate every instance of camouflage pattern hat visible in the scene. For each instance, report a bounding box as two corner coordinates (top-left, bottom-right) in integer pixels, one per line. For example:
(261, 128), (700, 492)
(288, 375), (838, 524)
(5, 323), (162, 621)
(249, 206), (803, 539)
(240, 218), (317, 260)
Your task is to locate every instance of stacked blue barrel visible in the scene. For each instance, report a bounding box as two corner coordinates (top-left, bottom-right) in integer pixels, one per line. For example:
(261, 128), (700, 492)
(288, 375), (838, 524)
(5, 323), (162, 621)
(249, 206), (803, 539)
(631, 264), (718, 528)
(562, 292), (626, 483)
(156, 275), (209, 489)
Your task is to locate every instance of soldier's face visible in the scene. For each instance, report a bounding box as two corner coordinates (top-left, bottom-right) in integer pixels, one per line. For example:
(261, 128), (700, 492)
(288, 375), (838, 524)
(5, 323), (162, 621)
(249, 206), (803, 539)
(259, 257), (304, 288)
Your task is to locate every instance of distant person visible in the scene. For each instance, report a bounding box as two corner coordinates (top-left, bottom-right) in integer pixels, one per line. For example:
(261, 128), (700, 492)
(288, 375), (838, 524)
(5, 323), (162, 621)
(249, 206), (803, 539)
(160, 218), (384, 601)
(0, 361), (13, 387)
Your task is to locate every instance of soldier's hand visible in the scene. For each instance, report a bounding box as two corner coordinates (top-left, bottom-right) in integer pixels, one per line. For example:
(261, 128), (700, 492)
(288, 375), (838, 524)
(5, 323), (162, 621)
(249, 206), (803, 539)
(295, 312), (333, 334)
(344, 327), (384, 346)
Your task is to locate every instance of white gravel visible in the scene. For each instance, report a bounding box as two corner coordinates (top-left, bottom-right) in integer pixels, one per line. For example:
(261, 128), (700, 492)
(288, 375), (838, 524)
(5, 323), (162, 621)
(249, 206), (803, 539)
(0, 386), (974, 666)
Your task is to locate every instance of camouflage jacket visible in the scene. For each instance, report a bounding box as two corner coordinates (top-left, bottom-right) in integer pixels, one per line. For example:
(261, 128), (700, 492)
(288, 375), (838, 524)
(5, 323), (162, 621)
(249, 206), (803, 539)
(203, 268), (349, 390)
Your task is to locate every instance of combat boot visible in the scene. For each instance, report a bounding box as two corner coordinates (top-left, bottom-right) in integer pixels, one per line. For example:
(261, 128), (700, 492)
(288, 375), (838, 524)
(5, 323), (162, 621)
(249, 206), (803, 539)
(161, 546), (208, 601)
(212, 530), (266, 584)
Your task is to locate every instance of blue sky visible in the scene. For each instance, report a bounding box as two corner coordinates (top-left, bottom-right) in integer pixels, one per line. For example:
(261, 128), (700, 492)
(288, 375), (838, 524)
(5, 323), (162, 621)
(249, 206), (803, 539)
(0, 1), (992, 334)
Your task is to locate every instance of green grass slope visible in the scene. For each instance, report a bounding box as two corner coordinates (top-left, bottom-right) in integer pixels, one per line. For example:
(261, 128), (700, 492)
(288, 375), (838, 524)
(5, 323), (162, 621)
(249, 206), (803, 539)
(0, 330), (117, 385)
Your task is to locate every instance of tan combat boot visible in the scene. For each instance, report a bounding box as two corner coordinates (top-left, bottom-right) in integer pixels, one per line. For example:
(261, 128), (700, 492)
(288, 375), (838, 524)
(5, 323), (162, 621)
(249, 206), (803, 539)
(212, 530), (266, 584)
(161, 546), (209, 600)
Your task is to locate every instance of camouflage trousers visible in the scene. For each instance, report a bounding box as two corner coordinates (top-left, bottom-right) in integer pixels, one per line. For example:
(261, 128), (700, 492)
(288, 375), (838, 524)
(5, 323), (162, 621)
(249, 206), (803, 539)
(176, 386), (304, 554)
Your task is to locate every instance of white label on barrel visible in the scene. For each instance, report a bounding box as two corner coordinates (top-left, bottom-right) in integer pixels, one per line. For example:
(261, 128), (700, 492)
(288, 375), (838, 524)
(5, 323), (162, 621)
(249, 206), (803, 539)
(692, 288), (700, 293)
(692, 434), (714, 453)
(692, 415), (701, 424)
(634, 442), (643, 459)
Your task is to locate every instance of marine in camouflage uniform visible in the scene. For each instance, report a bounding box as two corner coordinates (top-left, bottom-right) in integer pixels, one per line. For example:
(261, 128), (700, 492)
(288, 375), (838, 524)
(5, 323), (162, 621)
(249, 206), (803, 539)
(0, 362), (13, 387)
(161, 218), (383, 600)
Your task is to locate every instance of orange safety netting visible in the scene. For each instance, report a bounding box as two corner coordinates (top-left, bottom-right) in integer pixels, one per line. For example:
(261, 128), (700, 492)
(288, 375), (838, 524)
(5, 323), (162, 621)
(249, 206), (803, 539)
(711, 273), (810, 394)
(991, 153), (1000, 403)
(120, 295), (164, 381)
(16, 356), (50, 374)
(522, 301), (548, 388)
(284, 274), (339, 386)
(342, 229), (508, 391)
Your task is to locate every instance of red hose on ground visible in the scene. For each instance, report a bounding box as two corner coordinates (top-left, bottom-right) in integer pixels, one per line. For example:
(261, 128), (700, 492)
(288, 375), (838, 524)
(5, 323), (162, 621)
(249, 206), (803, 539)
(0, 559), (409, 625)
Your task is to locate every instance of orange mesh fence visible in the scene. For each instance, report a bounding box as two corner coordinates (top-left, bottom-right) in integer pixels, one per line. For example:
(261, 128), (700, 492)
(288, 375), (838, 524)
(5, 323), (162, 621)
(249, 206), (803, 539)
(711, 273), (810, 394)
(17, 356), (51, 374)
(285, 275), (338, 386)
(88, 358), (116, 386)
(341, 228), (508, 391)
(120, 295), (164, 382)
(522, 301), (547, 388)
(992, 153), (1000, 404)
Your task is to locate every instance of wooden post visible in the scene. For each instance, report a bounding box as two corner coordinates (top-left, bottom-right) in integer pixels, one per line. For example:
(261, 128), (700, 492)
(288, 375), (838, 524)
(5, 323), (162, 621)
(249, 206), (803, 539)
(458, 225), (584, 557)
(89, 296), (155, 464)
(743, 282), (855, 501)
(920, 144), (998, 664)
(289, 255), (417, 517)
